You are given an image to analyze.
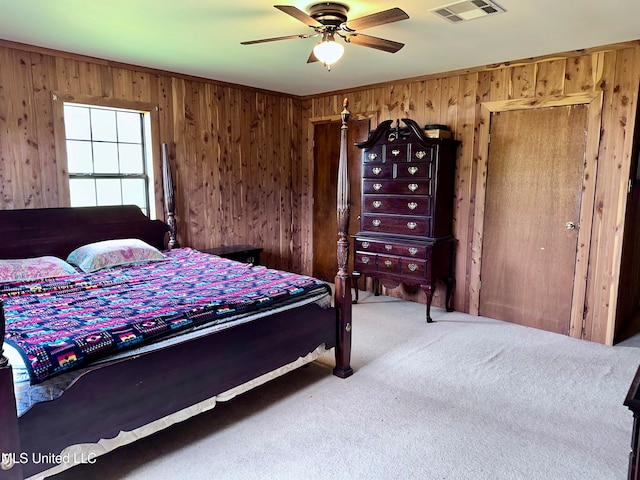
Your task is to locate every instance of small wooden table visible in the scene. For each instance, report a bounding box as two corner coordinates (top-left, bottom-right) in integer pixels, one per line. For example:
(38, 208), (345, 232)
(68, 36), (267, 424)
(202, 245), (263, 265)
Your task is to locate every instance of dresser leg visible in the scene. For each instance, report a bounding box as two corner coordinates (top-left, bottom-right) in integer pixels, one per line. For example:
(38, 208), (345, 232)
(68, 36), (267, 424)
(444, 277), (455, 312)
(423, 284), (434, 323)
(352, 271), (360, 304)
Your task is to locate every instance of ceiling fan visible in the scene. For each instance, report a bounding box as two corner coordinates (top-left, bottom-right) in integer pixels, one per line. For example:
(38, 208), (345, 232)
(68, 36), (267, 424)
(241, 3), (409, 70)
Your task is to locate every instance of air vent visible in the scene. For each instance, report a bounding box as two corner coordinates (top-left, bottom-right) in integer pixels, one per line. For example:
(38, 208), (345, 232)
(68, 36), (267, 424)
(431, 0), (505, 23)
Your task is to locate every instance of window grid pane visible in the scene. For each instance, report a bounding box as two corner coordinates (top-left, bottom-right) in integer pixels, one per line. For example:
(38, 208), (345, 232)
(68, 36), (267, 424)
(64, 103), (150, 214)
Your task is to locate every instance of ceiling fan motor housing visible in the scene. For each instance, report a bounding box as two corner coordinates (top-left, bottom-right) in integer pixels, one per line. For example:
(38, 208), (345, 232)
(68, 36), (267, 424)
(309, 2), (349, 26)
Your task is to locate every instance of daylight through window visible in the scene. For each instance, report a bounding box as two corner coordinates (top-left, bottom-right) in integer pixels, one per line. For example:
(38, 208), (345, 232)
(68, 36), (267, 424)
(63, 103), (154, 216)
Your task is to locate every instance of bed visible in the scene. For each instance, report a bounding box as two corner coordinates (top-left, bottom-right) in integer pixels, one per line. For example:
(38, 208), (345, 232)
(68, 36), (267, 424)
(0, 102), (355, 480)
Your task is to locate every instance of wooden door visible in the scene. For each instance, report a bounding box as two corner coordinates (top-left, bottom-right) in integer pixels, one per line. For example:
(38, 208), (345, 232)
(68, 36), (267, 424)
(479, 105), (587, 334)
(312, 120), (368, 282)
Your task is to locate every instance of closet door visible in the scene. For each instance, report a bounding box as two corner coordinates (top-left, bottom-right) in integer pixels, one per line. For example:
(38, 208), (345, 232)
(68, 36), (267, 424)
(479, 105), (587, 334)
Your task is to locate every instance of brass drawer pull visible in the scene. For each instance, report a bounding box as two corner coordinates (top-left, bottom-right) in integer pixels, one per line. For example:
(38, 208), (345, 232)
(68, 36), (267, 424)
(361, 256), (370, 264)
(372, 167), (382, 175)
(407, 202), (418, 210)
(361, 241), (370, 249)
(407, 222), (417, 230)
(408, 183), (418, 192)
(373, 183), (382, 191)
(408, 166), (419, 175)
(385, 245), (393, 251)
(373, 200), (382, 208)
(368, 153), (377, 161)
(372, 219), (381, 227)
(408, 247), (418, 256)
(384, 260), (393, 267)
(415, 150), (427, 159)
(391, 149), (400, 156)
(408, 263), (419, 272)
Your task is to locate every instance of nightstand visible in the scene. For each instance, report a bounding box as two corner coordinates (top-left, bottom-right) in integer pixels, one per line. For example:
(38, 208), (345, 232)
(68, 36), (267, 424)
(202, 245), (263, 265)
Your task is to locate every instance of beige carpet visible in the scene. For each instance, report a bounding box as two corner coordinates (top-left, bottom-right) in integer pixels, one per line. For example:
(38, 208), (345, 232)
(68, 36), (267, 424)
(52, 292), (640, 480)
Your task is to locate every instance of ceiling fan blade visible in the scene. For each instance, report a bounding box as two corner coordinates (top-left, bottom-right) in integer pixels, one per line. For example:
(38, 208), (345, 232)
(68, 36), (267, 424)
(307, 50), (319, 63)
(346, 33), (405, 54)
(241, 34), (315, 45)
(275, 5), (323, 27)
(344, 8), (409, 31)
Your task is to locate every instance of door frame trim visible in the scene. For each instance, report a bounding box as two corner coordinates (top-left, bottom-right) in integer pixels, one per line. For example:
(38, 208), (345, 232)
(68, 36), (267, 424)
(470, 92), (604, 339)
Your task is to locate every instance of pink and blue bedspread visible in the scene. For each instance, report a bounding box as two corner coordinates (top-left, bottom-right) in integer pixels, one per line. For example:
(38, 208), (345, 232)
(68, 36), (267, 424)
(1, 248), (329, 384)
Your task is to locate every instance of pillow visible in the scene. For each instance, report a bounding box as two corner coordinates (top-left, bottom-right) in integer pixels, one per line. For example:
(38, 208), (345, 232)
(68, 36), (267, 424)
(0, 256), (78, 283)
(66, 238), (166, 273)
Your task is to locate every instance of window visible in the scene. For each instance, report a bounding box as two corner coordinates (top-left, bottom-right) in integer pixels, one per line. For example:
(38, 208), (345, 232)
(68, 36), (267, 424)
(61, 102), (156, 217)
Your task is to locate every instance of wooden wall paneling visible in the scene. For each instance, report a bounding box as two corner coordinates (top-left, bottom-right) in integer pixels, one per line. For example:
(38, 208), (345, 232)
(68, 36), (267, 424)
(276, 97), (293, 268)
(29, 52), (58, 208)
(389, 82), (412, 118)
(534, 59), (566, 96)
(133, 70), (152, 103)
(582, 50), (619, 342)
(409, 80), (427, 124)
(55, 57), (81, 94)
(452, 73), (480, 312)
(488, 68), (510, 101)
(170, 77), (189, 246)
(214, 86), (230, 248)
(568, 92), (604, 339)
(509, 64), (536, 99)
(301, 99), (314, 275)
(564, 54), (595, 94)
(423, 78), (442, 127)
(78, 61), (102, 96)
(112, 67), (134, 100)
(597, 48), (640, 344)
(198, 83), (215, 251)
(0, 48), (18, 209)
(152, 74), (173, 223)
(185, 80), (205, 249)
(10, 48), (39, 209)
(289, 96), (304, 273)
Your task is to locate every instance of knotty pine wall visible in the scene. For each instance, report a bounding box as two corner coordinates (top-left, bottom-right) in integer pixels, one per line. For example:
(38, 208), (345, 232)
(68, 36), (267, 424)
(1, 38), (639, 344)
(0, 40), (304, 273)
(302, 41), (640, 345)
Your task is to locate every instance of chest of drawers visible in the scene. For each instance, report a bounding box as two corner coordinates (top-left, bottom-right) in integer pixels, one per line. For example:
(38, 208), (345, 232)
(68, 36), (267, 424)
(353, 118), (458, 322)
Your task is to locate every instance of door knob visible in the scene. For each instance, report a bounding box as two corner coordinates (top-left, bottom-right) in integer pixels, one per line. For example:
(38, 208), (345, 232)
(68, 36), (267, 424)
(565, 221), (576, 230)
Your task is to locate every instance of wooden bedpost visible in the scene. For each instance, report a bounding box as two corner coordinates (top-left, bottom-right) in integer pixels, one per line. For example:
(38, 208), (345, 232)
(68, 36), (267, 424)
(0, 300), (24, 479)
(333, 98), (354, 379)
(162, 142), (180, 249)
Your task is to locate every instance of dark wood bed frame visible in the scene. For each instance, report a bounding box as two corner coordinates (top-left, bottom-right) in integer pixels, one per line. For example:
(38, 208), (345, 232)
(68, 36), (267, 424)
(0, 101), (354, 480)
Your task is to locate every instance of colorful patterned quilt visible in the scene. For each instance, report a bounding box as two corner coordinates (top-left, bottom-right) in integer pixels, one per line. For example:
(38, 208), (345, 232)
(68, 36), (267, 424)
(2, 248), (329, 384)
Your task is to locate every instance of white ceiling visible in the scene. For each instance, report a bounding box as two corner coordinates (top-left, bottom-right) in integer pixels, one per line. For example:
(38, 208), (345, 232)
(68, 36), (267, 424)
(1, 0), (639, 96)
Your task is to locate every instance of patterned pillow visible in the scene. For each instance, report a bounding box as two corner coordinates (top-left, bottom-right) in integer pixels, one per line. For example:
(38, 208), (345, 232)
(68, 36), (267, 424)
(67, 238), (166, 273)
(0, 256), (78, 283)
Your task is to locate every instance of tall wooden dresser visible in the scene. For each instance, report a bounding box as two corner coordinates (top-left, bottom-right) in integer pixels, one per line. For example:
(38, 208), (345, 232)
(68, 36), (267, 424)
(353, 118), (459, 322)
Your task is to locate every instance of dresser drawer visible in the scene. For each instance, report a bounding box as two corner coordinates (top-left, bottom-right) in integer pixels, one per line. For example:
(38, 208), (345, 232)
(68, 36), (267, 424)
(362, 215), (430, 237)
(363, 164), (393, 178)
(355, 238), (426, 257)
(362, 195), (431, 216)
(363, 146), (384, 163)
(401, 258), (428, 280)
(394, 161), (433, 179)
(408, 145), (434, 162)
(378, 255), (401, 274)
(354, 252), (376, 271)
(363, 180), (432, 196)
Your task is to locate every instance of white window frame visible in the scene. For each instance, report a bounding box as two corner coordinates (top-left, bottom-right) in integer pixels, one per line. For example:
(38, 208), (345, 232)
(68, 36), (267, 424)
(52, 93), (162, 219)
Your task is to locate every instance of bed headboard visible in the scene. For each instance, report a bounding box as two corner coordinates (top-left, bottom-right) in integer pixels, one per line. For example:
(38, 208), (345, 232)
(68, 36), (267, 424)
(0, 205), (169, 260)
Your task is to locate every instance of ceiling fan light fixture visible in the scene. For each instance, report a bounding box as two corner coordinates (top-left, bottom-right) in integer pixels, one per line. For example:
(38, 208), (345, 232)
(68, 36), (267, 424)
(313, 34), (344, 70)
